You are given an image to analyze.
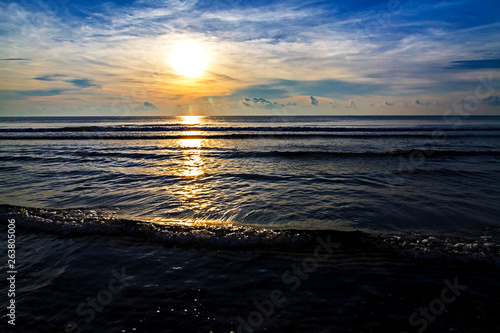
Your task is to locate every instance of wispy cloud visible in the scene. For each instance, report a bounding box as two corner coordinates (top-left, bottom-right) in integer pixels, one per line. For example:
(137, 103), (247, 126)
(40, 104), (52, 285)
(230, 79), (389, 101)
(1, 58), (30, 61)
(66, 78), (100, 88)
(0, 0), (499, 115)
(446, 59), (500, 70)
(34, 74), (68, 81)
(33, 75), (99, 88)
(0, 89), (69, 100)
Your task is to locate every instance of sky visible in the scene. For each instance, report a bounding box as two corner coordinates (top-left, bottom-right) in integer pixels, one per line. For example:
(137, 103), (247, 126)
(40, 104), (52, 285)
(0, 0), (500, 116)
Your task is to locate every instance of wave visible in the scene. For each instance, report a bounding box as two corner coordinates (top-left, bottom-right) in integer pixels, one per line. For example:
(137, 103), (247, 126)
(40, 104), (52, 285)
(217, 150), (500, 158)
(2, 133), (500, 141)
(1, 205), (498, 265)
(2, 150), (499, 164)
(2, 150), (499, 163)
(2, 125), (500, 133)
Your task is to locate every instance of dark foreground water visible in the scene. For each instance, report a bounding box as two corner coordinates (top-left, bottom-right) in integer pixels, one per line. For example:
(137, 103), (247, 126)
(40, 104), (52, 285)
(1, 116), (499, 332)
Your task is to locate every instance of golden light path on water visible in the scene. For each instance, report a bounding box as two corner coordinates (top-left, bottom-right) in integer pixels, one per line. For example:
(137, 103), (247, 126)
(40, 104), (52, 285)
(179, 117), (205, 224)
(179, 136), (204, 177)
(151, 115), (223, 226)
(179, 115), (204, 177)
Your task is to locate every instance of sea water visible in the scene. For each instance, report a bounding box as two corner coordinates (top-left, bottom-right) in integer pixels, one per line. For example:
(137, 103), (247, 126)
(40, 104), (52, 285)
(1, 116), (499, 332)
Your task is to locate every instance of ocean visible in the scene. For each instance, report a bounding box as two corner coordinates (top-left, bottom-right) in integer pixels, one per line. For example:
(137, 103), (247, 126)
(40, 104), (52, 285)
(1, 115), (499, 332)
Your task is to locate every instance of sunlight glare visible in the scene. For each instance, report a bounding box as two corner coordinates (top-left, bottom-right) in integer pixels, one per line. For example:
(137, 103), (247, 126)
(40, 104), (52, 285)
(170, 40), (208, 78)
(182, 115), (202, 125)
(180, 138), (202, 149)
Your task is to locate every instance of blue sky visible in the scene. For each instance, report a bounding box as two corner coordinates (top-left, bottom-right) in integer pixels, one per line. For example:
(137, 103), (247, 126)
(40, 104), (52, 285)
(0, 0), (499, 115)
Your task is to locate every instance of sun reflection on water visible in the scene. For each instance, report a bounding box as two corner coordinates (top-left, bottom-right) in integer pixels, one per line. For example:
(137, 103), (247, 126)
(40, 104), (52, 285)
(160, 119), (208, 225)
(179, 137), (204, 177)
(180, 137), (202, 148)
(150, 217), (232, 227)
(182, 115), (202, 125)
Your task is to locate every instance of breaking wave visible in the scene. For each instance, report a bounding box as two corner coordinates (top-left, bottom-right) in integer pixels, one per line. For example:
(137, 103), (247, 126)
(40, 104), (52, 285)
(2, 205), (498, 265)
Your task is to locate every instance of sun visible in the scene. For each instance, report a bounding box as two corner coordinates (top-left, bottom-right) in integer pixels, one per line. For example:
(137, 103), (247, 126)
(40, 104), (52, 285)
(170, 40), (208, 78)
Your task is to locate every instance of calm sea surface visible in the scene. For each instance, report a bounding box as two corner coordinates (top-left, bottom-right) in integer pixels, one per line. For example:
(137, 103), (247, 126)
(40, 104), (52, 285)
(1, 116), (499, 332)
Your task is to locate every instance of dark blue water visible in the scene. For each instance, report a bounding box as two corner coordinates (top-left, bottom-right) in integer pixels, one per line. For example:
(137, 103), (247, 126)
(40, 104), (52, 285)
(1, 116), (500, 332)
(1, 116), (500, 234)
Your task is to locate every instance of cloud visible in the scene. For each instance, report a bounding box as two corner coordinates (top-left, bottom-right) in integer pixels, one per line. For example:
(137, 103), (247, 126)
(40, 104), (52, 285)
(482, 96), (500, 106)
(134, 101), (158, 112)
(18, 89), (68, 97)
(415, 99), (430, 106)
(345, 100), (356, 108)
(34, 74), (67, 81)
(407, 80), (488, 95)
(230, 86), (291, 99)
(143, 102), (157, 109)
(310, 96), (318, 106)
(447, 59), (500, 70)
(0, 89), (69, 100)
(241, 97), (285, 109)
(2, 0), (500, 115)
(415, 99), (442, 106)
(253, 97), (273, 105)
(274, 79), (389, 99)
(65, 78), (100, 88)
(34, 75), (100, 88)
(230, 79), (389, 101)
(0, 58), (30, 61)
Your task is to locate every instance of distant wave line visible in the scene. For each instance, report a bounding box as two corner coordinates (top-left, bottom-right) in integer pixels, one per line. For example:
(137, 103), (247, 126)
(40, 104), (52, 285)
(2, 149), (499, 161)
(1, 125), (500, 133)
(1, 133), (500, 140)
